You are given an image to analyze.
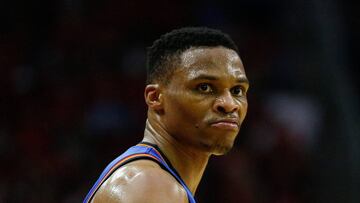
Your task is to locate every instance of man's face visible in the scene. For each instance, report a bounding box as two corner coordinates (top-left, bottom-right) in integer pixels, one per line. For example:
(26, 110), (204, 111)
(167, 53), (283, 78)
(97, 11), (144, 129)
(160, 46), (249, 155)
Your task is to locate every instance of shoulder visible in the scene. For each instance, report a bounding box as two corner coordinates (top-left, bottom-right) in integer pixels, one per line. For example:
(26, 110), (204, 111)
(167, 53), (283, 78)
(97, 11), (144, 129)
(92, 159), (188, 203)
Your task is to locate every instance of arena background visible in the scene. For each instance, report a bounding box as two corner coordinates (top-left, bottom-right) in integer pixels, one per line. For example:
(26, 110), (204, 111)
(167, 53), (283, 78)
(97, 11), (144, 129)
(1, 0), (359, 202)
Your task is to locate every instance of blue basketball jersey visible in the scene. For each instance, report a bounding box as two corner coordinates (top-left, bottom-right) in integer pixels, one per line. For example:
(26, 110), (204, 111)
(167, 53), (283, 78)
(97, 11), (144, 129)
(84, 142), (196, 203)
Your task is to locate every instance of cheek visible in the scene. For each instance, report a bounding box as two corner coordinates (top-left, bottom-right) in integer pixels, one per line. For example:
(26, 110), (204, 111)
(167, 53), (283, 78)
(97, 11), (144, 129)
(239, 100), (248, 121)
(165, 93), (209, 127)
(175, 101), (202, 122)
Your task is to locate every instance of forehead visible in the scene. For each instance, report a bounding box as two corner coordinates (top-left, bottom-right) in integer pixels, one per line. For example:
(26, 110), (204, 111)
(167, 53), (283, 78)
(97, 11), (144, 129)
(176, 46), (246, 79)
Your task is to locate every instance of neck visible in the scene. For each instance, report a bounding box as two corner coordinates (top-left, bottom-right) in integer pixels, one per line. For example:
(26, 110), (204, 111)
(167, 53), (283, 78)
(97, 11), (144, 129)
(142, 119), (210, 194)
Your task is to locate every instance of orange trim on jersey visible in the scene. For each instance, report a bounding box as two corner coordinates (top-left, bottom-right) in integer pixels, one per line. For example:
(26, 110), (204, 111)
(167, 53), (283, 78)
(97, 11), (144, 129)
(136, 143), (166, 162)
(86, 153), (161, 202)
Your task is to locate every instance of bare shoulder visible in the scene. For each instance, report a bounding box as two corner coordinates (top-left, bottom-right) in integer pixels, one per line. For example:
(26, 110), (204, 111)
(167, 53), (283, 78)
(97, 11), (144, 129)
(92, 159), (188, 203)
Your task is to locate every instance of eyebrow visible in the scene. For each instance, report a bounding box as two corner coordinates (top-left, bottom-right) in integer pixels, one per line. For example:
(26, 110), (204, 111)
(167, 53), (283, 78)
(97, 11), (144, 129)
(191, 74), (249, 84)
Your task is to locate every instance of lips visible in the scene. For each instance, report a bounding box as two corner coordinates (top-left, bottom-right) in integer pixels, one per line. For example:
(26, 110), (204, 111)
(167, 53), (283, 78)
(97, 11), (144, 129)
(210, 118), (240, 130)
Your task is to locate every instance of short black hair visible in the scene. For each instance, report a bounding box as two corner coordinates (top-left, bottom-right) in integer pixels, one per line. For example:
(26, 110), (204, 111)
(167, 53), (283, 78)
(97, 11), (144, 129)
(146, 27), (239, 84)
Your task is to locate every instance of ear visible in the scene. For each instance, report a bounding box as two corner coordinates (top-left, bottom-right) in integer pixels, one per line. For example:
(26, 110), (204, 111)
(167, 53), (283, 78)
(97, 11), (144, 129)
(144, 84), (164, 111)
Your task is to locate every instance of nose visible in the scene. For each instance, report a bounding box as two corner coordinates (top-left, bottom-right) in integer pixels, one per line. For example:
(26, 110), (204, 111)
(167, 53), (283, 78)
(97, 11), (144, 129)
(213, 91), (239, 114)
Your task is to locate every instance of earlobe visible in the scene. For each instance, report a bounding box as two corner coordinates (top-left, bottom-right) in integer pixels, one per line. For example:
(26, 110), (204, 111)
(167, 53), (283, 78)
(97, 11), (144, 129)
(144, 84), (163, 111)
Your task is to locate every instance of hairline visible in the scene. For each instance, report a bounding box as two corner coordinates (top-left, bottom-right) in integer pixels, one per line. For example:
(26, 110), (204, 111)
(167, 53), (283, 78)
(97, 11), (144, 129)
(151, 45), (239, 86)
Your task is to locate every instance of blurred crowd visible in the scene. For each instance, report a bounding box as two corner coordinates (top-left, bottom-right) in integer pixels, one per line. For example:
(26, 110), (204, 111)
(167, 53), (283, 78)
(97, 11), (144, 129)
(1, 0), (358, 202)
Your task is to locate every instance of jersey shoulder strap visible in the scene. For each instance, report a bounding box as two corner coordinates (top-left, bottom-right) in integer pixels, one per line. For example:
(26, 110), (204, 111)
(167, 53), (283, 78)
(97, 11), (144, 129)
(138, 142), (197, 203)
(83, 143), (196, 203)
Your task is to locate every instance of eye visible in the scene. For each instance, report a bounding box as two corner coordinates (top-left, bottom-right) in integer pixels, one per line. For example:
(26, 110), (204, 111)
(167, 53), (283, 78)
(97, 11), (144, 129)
(231, 86), (245, 96)
(196, 83), (213, 93)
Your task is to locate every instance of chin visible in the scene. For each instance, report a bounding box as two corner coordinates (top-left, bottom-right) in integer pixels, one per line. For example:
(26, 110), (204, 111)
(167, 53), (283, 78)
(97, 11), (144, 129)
(196, 127), (239, 155)
(212, 144), (234, 155)
(200, 139), (235, 155)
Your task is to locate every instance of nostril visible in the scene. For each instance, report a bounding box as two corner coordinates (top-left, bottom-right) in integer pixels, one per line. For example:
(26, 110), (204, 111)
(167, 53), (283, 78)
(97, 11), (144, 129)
(217, 106), (226, 113)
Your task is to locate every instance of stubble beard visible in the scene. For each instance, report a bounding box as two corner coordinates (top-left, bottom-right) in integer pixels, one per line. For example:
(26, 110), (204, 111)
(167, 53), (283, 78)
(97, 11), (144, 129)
(198, 131), (238, 156)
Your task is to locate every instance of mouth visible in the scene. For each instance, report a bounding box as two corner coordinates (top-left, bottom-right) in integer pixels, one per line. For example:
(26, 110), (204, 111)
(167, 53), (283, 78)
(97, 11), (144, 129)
(209, 118), (240, 131)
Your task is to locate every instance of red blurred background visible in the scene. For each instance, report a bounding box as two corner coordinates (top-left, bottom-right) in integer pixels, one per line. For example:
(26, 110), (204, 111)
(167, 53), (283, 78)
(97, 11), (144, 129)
(0, 0), (359, 202)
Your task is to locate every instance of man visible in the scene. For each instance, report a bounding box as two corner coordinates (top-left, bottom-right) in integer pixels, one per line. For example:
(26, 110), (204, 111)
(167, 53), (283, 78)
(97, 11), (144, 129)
(84, 27), (249, 203)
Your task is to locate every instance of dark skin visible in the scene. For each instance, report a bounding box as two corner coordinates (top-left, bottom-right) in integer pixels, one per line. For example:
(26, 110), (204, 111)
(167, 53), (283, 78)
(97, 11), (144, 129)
(92, 46), (249, 202)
